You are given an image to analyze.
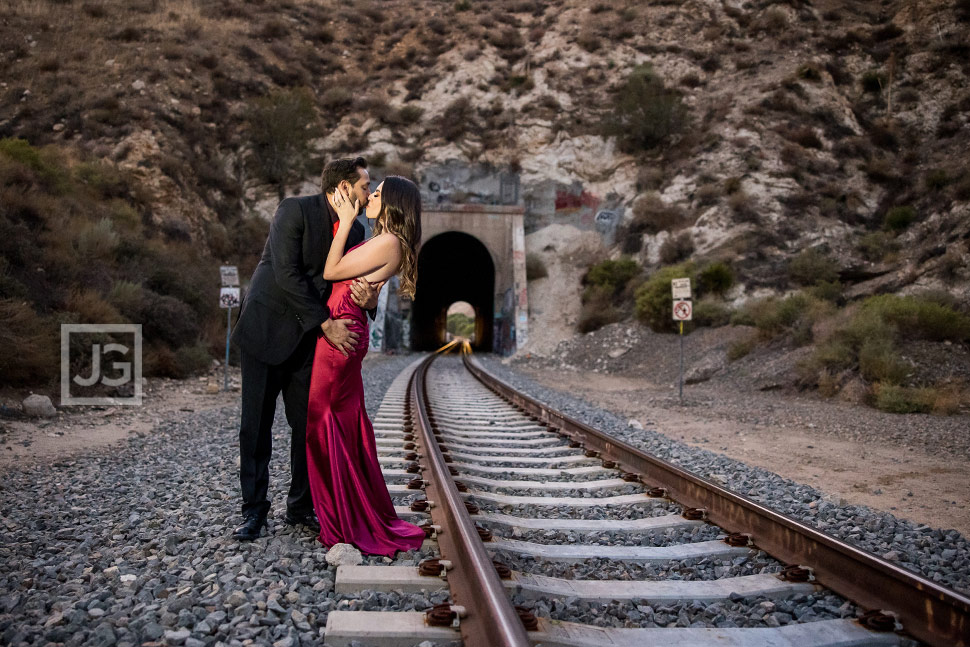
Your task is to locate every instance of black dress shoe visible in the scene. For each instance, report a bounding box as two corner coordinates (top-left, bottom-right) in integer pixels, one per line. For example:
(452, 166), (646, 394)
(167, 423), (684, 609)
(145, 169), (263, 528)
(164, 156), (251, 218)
(284, 510), (321, 533)
(232, 514), (267, 541)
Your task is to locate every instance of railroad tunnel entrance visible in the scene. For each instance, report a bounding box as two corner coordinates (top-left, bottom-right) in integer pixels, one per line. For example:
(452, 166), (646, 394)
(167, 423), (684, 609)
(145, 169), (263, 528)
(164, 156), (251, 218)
(412, 232), (494, 351)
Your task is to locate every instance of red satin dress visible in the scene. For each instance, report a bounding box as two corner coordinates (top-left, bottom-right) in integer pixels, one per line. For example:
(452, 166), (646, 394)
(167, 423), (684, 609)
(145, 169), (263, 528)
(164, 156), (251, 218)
(304, 236), (425, 557)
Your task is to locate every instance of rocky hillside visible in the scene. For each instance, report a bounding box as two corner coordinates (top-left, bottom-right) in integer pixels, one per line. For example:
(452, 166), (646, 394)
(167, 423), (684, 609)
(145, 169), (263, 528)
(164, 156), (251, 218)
(1, 0), (968, 386)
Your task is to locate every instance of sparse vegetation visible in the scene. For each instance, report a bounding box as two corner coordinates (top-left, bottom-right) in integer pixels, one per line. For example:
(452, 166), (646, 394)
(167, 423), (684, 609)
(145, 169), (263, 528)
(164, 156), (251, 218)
(788, 248), (840, 286)
(579, 257), (641, 333)
(447, 312), (476, 338)
(245, 88), (318, 198)
(602, 64), (689, 152)
(884, 206), (916, 232)
(0, 138), (266, 386)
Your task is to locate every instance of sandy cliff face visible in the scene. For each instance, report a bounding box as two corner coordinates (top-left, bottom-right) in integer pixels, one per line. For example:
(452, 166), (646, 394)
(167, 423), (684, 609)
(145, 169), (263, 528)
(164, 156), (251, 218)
(1, 0), (967, 302)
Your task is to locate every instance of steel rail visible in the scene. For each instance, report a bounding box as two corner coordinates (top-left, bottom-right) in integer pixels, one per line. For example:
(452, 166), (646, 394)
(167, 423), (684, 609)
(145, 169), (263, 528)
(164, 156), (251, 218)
(409, 352), (531, 647)
(463, 352), (970, 647)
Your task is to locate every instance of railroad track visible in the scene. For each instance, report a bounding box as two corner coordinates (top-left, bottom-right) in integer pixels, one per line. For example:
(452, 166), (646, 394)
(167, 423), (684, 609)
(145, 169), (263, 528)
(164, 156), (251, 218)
(324, 346), (970, 647)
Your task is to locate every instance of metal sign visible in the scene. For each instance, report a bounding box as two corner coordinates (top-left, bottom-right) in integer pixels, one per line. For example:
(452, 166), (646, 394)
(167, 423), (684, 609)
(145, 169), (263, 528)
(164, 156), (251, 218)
(220, 266), (239, 287)
(673, 299), (693, 321)
(671, 278), (691, 300)
(219, 287), (240, 309)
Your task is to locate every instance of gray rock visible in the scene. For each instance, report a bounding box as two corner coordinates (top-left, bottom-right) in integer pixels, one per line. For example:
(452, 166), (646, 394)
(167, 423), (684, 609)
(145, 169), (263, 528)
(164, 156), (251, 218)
(163, 628), (191, 644)
(143, 622), (164, 641)
(22, 394), (56, 417)
(226, 591), (247, 608)
(684, 354), (726, 384)
(325, 543), (363, 567)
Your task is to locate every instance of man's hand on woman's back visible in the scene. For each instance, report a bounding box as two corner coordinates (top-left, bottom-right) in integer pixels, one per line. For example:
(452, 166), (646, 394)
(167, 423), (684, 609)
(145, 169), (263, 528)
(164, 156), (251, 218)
(350, 278), (385, 311)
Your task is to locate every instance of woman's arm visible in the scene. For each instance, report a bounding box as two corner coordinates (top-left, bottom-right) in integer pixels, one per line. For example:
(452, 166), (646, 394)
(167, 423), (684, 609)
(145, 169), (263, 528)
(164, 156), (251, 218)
(323, 232), (400, 281)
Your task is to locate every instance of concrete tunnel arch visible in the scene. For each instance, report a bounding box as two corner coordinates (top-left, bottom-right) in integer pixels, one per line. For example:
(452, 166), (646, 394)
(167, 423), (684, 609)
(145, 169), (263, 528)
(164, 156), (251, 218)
(412, 231), (495, 351)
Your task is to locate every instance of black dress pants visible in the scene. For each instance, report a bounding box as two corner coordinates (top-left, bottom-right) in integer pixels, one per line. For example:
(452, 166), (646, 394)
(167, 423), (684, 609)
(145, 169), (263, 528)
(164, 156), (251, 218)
(238, 331), (317, 519)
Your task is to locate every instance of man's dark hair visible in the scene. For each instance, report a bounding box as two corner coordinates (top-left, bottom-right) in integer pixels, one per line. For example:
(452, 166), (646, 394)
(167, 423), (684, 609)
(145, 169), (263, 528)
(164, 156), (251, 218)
(321, 157), (367, 194)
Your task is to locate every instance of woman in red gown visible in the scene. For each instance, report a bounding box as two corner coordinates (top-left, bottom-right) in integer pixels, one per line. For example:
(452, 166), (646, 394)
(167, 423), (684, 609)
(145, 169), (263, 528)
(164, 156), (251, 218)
(305, 176), (425, 557)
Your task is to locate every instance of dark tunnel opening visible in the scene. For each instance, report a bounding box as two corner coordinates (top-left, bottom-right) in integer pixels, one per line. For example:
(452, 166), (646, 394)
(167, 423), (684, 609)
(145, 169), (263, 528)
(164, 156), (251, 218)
(412, 232), (494, 351)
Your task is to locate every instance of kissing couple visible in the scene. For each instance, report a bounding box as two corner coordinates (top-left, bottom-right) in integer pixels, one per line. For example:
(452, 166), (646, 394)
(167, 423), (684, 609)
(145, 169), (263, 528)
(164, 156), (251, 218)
(229, 156), (426, 557)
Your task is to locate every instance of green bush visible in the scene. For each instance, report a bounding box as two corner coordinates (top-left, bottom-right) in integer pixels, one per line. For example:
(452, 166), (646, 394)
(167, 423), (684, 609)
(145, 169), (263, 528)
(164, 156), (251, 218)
(860, 294), (970, 342)
(858, 231), (898, 262)
(0, 138), (70, 194)
(175, 342), (213, 377)
(142, 293), (200, 348)
(808, 280), (843, 303)
(858, 336), (908, 384)
(585, 257), (639, 294)
(634, 262), (696, 332)
(696, 262), (734, 296)
(788, 248), (840, 286)
(75, 218), (120, 260)
(808, 294), (970, 391)
(743, 292), (829, 344)
(884, 205), (916, 231)
(874, 384), (934, 414)
(602, 64), (689, 152)
(693, 299), (732, 328)
(245, 87), (318, 197)
(447, 312), (475, 338)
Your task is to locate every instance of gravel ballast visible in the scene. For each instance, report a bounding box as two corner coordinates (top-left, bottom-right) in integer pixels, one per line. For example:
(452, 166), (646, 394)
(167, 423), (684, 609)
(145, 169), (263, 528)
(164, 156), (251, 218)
(0, 352), (425, 646)
(476, 355), (970, 596)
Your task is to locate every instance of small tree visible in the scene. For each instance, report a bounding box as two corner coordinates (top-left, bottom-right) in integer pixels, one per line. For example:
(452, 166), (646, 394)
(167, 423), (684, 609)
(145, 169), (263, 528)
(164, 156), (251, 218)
(246, 88), (318, 199)
(603, 65), (689, 152)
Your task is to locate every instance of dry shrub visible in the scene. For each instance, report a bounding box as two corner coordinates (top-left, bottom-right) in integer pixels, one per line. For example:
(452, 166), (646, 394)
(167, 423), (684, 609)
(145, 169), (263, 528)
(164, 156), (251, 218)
(436, 97), (476, 141)
(727, 191), (758, 222)
(659, 232), (694, 264)
(755, 8), (789, 34)
(628, 193), (686, 234)
(695, 183), (721, 206)
(0, 299), (58, 385)
(727, 334), (757, 361)
(578, 286), (622, 333)
(67, 289), (125, 325)
(929, 382), (967, 415)
(786, 126), (823, 149)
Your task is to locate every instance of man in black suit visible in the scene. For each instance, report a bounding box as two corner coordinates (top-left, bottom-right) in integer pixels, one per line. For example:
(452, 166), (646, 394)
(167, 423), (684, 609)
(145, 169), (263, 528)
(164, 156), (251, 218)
(230, 157), (379, 540)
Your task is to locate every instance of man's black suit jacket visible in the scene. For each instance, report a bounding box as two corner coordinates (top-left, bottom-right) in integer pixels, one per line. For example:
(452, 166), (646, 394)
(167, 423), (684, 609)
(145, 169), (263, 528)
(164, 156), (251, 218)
(231, 194), (366, 365)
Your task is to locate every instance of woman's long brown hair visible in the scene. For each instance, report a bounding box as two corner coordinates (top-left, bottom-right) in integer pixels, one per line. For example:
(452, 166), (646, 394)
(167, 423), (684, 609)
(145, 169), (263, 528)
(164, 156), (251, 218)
(373, 176), (422, 298)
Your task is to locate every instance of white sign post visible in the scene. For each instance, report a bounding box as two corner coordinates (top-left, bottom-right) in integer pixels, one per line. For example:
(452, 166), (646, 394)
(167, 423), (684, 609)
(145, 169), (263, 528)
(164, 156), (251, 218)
(220, 268), (240, 391)
(671, 279), (692, 402)
(671, 278), (692, 300)
(220, 266), (240, 287)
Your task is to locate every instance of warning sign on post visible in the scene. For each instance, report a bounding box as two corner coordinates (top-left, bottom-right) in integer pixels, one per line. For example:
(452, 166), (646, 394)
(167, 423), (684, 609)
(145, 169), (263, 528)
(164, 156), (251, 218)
(671, 278), (691, 300)
(220, 266), (239, 287)
(673, 299), (693, 321)
(219, 287), (240, 309)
